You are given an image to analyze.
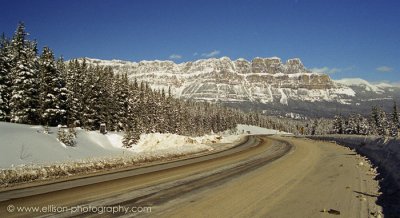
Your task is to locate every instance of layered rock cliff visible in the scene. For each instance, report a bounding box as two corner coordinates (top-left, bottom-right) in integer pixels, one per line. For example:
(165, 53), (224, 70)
(86, 57), (355, 106)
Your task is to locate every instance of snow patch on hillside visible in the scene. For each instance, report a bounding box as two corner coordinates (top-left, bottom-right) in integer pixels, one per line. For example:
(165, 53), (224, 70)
(279, 88), (288, 105)
(335, 78), (384, 93)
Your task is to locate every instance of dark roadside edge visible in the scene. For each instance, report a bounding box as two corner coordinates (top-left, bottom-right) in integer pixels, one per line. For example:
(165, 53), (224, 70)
(305, 135), (400, 218)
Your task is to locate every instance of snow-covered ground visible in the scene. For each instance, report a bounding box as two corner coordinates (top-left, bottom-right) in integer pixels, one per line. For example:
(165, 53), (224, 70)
(0, 122), (286, 186)
(0, 122), (286, 169)
(235, 124), (291, 135)
(0, 122), (127, 168)
(0, 122), (231, 169)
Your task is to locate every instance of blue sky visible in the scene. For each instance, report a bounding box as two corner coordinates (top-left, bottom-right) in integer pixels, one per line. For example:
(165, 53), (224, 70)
(0, 0), (399, 82)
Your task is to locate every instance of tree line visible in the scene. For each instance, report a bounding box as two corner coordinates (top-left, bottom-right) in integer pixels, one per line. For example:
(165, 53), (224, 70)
(331, 102), (400, 137)
(1, 23), (303, 147)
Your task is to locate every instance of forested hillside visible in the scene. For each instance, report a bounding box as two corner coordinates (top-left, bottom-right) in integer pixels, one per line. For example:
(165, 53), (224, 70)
(0, 23), (306, 147)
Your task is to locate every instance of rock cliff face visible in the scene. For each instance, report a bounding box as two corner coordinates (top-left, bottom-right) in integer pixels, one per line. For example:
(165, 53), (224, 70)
(86, 57), (355, 106)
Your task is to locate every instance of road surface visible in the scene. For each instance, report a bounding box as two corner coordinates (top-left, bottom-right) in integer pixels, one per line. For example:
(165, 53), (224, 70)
(0, 136), (382, 217)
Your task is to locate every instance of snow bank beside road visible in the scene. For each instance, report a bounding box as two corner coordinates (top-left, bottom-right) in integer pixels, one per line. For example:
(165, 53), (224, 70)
(308, 135), (400, 216)
(309, 135), (400, 189)
(0, 122), (127, 168)
(0, 122), (241, 169)
(0, 122), (286, 186)
(130, 133), (237, 156)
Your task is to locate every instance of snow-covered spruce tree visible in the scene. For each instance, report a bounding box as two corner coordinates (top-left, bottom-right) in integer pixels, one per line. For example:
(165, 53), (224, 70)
(345, 113), (358, 134)
(100, 67), (117, 131)
(109, 73), (121, 130)
(122, 124), (141, 148)
(372, 106), (390, 136)
(165, 89), (179, 134)
(357, 114), (370, 135)
(57, 127), (76, 147)
(0, 34), (12, 121)
(379, 108), (390, 136)
(122, 129), (133, 148)
(125, 80), (139, 131)
(371, 106), (381, 135)
(9, 23), (40, 124)
(310, 119), (318, 135)
(38, 47), (64, 126)
(114, 73), (130, 131)
(155, 88), (169, 134)
(333, 114), (344, 134)
(89, 66), (119, 131)
(55, 57), (69, 125)
(95, 67), (115, 131)
(65, 59), (85, 126)
(81, 65), (102, 130)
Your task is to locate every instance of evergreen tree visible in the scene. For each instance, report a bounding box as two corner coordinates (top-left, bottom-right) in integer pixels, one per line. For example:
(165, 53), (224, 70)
(333, 115), (344, 134)
(380, 109), (390, 136)
(95, 67), (114, 130)
(345, 113), (357, 134)
(65, 59), (84, 126)
(56, 57), (69, 125)
(81, 65), (101, 129)
(9, 23), (40, 124)
(372, 106), (389, 136)
(0, 34), (12, 121)
(310, 119), (318, 135)
(371, 106), (381, 135)
(114, 73), (130, 130)
(356, 114), (369, 135)
(122, 124), (141, 148)
(38, 47), (64, 126)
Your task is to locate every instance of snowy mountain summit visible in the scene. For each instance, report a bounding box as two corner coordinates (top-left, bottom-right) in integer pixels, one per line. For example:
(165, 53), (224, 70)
(84, 57), (400, 117)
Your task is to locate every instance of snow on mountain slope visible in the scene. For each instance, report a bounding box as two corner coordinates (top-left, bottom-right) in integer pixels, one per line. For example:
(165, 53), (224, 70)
(335, 78), (384, 93)
(84, 57), (357, 105)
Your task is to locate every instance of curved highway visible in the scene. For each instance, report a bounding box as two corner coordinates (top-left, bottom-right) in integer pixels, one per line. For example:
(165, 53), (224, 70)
(0, 136), (382, 218)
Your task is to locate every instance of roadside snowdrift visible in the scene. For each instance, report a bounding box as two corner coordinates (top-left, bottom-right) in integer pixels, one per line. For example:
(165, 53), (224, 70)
(308, 135), (400, 216)
(0, 122), (286, 169)
(0, 122), (127, 168)
(0, 122), (285, 186)
(0, 122), (232, 169)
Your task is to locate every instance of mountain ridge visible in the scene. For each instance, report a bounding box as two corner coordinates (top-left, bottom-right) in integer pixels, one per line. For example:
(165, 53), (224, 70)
(82, 56), (400, 117)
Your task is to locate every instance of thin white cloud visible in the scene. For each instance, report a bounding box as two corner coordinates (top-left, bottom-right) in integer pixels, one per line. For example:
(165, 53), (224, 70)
(310, 66), (355, 74)
(376, 66), (393, 72)
(310, 66), (341, 74)
(201, 50), (220, 57)
(193, 52), (198, 56)
(169, 54), (182, 59)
